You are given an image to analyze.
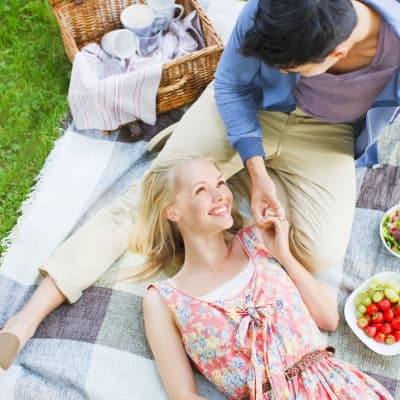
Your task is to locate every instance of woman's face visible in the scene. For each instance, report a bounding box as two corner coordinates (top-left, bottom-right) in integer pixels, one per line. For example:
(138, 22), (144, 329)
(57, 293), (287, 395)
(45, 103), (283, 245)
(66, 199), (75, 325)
(166, 159), (234, 234)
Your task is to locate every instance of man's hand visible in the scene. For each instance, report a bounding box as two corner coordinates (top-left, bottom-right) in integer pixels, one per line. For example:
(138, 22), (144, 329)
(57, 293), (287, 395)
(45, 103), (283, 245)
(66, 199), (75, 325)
(245, 156), (285, 225)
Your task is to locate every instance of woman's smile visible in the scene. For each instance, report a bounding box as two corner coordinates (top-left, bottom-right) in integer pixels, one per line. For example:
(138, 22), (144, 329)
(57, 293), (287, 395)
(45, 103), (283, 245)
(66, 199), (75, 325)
(208, 204), (230, 217)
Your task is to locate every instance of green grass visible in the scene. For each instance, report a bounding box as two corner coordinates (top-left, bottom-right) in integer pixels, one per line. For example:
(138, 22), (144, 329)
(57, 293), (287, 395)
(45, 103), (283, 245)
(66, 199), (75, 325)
(0, 0), (70, 255)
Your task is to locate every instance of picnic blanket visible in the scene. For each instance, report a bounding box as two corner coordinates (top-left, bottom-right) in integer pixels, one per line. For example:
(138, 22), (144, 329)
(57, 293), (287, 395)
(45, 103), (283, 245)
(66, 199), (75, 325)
(0, 110), (228, 399)
(0, 113), (399, 400)
(1, 0), (400, 397)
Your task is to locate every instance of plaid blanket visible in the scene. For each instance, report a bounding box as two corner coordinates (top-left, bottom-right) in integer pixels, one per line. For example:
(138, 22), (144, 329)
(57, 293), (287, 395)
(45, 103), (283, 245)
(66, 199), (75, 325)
(0, 113), (399, 399)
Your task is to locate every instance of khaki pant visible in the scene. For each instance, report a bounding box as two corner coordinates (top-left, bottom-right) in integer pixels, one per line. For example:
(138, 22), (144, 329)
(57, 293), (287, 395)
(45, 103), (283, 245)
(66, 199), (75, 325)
(42, 83), (355, 303)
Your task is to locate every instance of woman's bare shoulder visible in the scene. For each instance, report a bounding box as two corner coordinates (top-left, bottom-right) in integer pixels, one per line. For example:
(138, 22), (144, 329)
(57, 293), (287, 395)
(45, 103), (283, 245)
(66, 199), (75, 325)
(143, 286), (170, 316)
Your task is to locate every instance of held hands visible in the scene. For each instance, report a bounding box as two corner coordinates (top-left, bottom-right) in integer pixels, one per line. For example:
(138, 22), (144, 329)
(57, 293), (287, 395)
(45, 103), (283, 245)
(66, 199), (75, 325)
(246, 156), (285, 236)
(259, 209), (292, 263)
(251, 173), (285, 226)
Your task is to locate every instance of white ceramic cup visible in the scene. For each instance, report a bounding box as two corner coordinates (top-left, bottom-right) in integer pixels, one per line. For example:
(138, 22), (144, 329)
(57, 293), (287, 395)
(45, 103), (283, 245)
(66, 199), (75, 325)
(147, 0), (184, 31)
(121, 4), (166, 37)
(100, 29), (137, 59)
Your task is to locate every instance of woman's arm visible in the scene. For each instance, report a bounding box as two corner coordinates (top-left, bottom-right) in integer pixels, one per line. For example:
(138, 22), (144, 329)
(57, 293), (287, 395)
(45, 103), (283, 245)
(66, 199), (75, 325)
(276, 251), (339, 332)
(143, 288), (207, 400)
(254, 217), (339, 332)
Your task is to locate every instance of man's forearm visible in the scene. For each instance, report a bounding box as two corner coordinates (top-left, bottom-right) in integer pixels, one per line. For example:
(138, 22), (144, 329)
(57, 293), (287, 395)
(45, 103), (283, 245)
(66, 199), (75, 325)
(245, 156), (269, 183)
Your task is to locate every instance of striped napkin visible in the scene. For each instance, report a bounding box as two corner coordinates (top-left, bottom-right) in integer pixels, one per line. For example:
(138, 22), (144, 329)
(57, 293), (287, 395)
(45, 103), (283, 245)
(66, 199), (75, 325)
(68, 43), (162, 131)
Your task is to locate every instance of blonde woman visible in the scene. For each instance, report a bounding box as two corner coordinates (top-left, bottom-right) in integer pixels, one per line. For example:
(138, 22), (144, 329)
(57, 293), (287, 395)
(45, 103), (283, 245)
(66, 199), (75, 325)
(136, 155), (393, 400)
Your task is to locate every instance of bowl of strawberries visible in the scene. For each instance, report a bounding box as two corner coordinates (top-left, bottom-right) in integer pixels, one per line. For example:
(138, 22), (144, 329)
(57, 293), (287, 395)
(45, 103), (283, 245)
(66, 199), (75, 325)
(344, 271), (400, 356)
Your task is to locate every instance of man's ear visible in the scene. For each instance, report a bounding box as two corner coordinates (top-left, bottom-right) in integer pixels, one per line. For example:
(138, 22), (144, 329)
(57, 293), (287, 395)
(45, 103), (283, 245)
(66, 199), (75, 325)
(329, 46), (349, 59)
(164, 206), (180, 222)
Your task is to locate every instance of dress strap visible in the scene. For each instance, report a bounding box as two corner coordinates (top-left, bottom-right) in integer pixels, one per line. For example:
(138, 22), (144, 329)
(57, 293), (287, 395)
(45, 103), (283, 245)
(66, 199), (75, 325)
(146, 280), (182, 307)
(237, 226), (272, 262)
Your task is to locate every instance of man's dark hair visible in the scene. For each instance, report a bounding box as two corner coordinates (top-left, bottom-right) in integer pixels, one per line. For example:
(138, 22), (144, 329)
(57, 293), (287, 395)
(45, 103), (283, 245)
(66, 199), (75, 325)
(242, 0), (357, 68)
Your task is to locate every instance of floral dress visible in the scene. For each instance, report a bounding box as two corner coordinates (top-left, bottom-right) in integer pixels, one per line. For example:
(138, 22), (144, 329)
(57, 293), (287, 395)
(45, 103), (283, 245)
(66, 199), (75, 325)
(150, 227), (394, 400)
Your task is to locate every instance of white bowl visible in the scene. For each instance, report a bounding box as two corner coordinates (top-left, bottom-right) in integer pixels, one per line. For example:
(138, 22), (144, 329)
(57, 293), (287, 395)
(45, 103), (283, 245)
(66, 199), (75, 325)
(380, 204), (400, 258)
(344, 271), (400, 356)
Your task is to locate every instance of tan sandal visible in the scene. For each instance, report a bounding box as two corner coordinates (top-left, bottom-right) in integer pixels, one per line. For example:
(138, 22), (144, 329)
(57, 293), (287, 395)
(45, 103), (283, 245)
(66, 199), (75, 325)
(0, 332), (20, 376)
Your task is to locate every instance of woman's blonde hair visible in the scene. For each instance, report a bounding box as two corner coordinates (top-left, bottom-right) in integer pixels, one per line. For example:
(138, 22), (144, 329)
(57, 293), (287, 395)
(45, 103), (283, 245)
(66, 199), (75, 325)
(129, 154), (244, 280)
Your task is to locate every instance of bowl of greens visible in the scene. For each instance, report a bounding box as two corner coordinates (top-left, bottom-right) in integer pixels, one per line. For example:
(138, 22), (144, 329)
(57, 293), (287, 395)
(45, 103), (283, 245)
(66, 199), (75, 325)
(380, 204), (400, 258)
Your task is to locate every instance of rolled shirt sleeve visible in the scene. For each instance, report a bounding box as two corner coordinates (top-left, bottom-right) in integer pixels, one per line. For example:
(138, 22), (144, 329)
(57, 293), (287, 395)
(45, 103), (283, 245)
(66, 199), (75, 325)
(214, 0), (265, 163)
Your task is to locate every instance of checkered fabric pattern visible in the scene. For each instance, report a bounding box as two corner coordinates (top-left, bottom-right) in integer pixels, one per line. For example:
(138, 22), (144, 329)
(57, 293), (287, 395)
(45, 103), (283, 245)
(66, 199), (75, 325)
(0, 113), (399, 399)
(326, 118), (400, 399)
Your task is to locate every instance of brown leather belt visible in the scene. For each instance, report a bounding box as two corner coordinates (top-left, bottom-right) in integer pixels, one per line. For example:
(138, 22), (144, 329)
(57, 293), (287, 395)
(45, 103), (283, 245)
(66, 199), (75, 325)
(240, 346), (335, 399)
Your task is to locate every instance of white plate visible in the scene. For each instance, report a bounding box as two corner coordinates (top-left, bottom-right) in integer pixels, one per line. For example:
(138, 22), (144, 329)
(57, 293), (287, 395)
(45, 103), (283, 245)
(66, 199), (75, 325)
(380, 204), (400, 258)
(344, 271), (400, 356)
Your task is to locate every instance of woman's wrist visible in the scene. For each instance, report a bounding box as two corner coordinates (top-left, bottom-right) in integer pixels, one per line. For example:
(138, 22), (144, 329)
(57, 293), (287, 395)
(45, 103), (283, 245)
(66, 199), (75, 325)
(278, 251), (297, 268)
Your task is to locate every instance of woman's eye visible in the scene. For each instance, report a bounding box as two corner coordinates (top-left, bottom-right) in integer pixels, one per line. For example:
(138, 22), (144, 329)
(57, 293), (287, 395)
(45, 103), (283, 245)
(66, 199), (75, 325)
(195, 187), (206, 195)
(217, 180), (226, 187)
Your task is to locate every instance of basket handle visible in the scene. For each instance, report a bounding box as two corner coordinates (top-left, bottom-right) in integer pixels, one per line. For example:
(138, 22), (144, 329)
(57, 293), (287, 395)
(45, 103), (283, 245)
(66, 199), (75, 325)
(158, 75), (189, 95)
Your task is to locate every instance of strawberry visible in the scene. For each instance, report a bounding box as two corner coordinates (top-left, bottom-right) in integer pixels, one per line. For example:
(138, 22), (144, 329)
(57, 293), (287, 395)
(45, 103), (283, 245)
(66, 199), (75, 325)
(374, 332), (385, 343)
(370, 321), (383, 331)
(372, 312), (383, 324)
(366, 304), (379, 316)
(383, 308), (394, 323)
(377, 298), (391, 312)
(364, 325), (377, 337)
(393, 331), (400, 342)
(391, 317), (400, 331)
(378, 323), (392, 335)
(354, 279), (400, 345)
(385, 334), (396, 345)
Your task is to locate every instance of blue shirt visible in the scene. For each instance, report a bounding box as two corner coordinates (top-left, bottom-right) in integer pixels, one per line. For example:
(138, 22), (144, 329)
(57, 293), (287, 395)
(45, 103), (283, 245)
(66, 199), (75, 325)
(214, 0), (400, 167)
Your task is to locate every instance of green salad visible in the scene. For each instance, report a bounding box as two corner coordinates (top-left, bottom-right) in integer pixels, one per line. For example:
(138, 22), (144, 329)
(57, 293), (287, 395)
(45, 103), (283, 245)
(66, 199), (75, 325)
(382, 208), (400, 255)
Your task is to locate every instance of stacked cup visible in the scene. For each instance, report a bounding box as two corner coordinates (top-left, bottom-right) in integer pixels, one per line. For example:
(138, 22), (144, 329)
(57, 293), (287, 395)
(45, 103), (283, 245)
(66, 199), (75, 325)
(101, 29), (137, 59)
(121, 1), (185, 58)
(121, 4), (165, 58)
(147, 0), (184, 32)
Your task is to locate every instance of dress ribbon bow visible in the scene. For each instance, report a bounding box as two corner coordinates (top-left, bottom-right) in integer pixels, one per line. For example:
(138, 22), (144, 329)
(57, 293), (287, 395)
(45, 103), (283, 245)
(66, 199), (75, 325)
(235, 302), (271, 348)
(234, 301), (293, 400)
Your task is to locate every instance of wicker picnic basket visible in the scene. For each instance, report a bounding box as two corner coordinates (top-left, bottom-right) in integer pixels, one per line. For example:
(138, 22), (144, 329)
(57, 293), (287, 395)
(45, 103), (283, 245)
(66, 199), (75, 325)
(48, 0), (224, 114)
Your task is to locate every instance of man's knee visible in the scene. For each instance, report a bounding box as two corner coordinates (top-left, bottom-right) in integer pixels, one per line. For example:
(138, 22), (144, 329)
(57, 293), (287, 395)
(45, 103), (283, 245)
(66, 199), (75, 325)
(289, 222), (350, 272)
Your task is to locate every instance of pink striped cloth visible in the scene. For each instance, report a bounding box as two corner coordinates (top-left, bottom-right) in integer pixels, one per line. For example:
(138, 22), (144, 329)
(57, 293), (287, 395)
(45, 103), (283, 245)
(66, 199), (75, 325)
(68, 43), (162, 130)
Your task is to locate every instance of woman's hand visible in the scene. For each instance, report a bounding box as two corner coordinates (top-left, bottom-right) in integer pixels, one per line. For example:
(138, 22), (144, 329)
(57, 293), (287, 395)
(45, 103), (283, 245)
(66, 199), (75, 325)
(258, 211), (291, 263)
(257, 216), (339, 332)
